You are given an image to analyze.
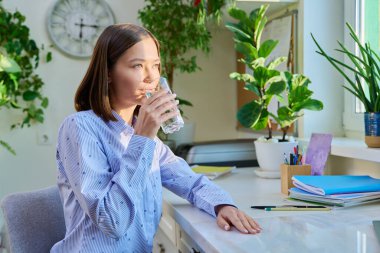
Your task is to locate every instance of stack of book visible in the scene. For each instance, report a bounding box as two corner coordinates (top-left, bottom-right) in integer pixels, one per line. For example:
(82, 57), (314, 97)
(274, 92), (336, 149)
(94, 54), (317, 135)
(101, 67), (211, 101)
(289, 175), (380, 207)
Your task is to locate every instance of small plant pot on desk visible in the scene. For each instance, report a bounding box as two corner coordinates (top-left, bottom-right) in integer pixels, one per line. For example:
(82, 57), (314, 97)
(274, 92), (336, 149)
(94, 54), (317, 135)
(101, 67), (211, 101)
(254, 140), (298, 179)
(365, 113), (380, 148)
(280, 164), (311, 195)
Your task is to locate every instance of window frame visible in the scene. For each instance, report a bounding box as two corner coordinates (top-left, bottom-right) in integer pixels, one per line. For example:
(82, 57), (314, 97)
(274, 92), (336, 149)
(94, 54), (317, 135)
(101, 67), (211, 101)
(343, 0), (367, 137)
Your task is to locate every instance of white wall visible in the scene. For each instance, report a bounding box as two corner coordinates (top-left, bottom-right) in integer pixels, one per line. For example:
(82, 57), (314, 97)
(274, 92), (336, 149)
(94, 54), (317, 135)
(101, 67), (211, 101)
(174, 25), (238, 142)
(298, 0), (345, 138)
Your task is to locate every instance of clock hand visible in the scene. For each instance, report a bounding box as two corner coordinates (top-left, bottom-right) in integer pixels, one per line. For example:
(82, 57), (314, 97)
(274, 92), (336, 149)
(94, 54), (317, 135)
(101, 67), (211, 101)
(76, 18), (84, 39)
(80, 23), (100, 29)
(79, 18), (83, 39)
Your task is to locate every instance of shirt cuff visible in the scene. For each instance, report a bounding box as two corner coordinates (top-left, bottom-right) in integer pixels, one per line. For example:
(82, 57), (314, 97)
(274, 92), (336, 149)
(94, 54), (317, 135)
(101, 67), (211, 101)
(214, 204), (238, 216)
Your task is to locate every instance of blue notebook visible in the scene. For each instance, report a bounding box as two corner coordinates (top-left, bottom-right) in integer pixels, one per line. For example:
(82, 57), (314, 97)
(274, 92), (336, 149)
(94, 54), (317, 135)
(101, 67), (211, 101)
(292, 175), (380, 195)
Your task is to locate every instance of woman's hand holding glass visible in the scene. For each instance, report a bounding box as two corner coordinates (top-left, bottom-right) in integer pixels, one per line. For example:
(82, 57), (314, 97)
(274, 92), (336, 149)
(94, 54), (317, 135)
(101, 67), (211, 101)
(134, 90), (179, 139)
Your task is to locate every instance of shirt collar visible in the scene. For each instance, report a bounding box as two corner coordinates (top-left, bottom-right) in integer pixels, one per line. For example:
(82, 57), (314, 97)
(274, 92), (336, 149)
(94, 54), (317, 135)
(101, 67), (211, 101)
(109, 110), (135, 134)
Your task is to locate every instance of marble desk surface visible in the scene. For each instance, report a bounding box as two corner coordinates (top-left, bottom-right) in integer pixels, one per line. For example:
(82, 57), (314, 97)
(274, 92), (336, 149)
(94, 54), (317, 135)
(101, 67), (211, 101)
(162, 167), (380, 253)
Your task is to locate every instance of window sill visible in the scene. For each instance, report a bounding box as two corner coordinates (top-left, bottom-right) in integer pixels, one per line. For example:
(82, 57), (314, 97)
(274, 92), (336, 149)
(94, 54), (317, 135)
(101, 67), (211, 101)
(299, 137), (380, 163)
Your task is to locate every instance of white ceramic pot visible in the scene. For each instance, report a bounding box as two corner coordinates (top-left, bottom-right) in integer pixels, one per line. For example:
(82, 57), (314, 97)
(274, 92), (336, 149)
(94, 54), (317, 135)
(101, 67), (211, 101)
(168, 122), (196, 148)
(254, 140), (298, 178)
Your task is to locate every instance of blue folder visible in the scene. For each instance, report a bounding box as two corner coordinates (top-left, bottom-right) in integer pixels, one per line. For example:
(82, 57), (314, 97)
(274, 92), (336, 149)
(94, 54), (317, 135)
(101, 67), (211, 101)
(292, 175), (380, 195)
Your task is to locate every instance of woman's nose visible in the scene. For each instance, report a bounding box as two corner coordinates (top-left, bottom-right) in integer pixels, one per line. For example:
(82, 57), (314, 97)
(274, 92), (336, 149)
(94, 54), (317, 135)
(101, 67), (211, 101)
(143, 71), (159, 84)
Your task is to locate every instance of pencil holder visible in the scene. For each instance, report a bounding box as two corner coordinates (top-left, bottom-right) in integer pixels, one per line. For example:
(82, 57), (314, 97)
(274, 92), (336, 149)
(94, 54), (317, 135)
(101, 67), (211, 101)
(280, 164), (312, 195)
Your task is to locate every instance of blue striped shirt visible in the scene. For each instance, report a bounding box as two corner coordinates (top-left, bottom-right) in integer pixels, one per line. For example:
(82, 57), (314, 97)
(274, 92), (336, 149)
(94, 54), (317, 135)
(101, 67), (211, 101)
(51, 110), (235, 253)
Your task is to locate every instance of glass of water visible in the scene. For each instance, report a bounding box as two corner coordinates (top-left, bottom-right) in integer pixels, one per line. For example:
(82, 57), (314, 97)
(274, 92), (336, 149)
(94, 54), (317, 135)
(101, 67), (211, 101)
(145, 77), (184, 134)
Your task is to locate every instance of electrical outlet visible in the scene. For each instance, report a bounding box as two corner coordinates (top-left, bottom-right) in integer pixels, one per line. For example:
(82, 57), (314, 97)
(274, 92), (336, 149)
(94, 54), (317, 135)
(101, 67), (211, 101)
(37, 130), (52, 145)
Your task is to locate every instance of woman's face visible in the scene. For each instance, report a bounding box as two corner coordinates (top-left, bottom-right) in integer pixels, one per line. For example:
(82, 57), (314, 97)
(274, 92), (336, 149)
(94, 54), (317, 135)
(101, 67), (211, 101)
(109, 37), (160, 107)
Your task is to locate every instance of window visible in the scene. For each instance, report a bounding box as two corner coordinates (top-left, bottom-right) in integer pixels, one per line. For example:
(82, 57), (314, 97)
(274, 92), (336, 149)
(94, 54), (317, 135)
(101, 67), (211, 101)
(343, 0), (379, 136)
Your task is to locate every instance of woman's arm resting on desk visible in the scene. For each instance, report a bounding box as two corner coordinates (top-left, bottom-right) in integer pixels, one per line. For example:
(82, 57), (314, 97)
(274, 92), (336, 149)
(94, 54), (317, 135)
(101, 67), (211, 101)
(158, 141), (261, 234)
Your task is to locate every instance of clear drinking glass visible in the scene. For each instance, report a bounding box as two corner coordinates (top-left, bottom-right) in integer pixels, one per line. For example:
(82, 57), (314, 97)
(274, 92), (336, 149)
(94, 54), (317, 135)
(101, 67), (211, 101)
(145, 77), (184, 134)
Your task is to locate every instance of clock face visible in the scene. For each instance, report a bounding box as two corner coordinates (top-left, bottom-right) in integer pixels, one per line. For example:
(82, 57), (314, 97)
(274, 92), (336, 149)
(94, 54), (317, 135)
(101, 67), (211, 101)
(47, 0), (115, 58)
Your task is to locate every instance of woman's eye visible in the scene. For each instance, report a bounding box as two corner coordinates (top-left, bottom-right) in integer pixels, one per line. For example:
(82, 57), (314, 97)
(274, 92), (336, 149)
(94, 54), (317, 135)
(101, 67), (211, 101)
(153, 64), (160, 69)
(133, 64), (143, 68)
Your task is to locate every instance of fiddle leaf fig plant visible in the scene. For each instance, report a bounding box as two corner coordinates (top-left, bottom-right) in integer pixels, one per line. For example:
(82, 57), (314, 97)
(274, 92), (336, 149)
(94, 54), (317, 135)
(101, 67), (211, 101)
(227, 4), (323, 141)
(271, 72), (323, 140)
(0, 0), (52, 154)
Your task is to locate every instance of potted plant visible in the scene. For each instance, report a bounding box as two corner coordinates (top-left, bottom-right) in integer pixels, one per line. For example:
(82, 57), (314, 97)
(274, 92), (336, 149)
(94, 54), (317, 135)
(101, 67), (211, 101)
(312, 23), (380, 148)
(0, 1), (51, 154)
(226, 4), (323, 177)
(138, 0), (228, 146)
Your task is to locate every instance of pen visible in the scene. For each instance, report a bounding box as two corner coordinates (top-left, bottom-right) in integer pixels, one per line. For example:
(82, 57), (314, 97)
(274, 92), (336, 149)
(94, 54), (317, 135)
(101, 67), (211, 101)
(265, 207), (331, 211)
(251, 205), (327, 209)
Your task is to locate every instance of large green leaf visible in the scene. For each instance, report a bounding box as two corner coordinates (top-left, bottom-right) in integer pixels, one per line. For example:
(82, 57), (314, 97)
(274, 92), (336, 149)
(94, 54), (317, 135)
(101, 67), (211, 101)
(277, 106), (292, 119)
(235, 42), (258, 60)
(228, 7), (250, 25)
(258, 39), (279, 58)
(266, 81), (286, 95)
(289, 86), (313, 105)
(225, 22), (252, 43)
(298, 99), (324, 111)
(253, 66), (280, 88)
(253, 67), (268, 87)
(254, 15), (267, 47)
(252, 108), (269, 130)
(244, 83), (260, 96)
(277, 106), (299, 127)
(267, 56), (287, 69)
(253, 5), (269, 46)
(237, 100), (262, 128)
(249, 8), (259, 24)
(291, 74), (311, 88)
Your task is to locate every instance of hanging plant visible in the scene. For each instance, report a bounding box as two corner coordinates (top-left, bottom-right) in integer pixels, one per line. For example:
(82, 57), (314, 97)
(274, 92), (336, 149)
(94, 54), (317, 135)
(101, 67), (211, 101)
(0, 0), (52, 154)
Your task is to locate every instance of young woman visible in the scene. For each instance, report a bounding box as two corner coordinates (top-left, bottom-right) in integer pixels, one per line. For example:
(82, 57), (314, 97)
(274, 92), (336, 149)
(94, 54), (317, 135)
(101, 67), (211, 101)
(51, 23), (261, 253)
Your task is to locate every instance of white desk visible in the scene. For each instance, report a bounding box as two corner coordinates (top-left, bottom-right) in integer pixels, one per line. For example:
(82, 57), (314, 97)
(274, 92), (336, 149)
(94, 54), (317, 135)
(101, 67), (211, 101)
(157, 167), (380, 253)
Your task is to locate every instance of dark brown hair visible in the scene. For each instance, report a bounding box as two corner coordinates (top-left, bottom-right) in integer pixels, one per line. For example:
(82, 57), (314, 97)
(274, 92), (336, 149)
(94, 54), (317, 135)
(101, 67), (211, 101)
(74, 23), (160, 121)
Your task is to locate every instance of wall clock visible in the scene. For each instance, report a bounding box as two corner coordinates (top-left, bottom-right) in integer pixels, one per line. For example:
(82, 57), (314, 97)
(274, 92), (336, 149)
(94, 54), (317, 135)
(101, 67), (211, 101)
(47, 0), (115, 58)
